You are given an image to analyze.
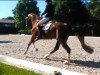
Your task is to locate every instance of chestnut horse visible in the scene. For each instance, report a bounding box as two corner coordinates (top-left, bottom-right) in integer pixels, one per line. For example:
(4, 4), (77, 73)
(24, 13), (93, 64)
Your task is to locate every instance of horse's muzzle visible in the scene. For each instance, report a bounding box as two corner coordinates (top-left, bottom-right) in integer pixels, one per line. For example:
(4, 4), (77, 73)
(25, 17), (28, 20)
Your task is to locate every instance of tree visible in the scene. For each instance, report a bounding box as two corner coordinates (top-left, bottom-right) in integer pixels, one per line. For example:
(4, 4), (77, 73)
(13, 0), (40, 29)
(54, 0), (91, 25)
(53, 0), (92, 36)
(2, 16), (14, 20)
(54, 0), (69, 22)
(6, 16), (14, 20)
(87, 0), (100, 36)
(87, 0), (100, 20)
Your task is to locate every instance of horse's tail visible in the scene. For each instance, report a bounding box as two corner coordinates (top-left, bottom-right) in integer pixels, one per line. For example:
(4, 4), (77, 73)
(82, 43), (94, 54)
(78, 36), (94, 54)
(82, 39), (94, 54)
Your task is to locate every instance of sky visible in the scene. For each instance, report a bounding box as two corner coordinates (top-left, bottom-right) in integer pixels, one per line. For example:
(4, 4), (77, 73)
(0, 0), (46, 19)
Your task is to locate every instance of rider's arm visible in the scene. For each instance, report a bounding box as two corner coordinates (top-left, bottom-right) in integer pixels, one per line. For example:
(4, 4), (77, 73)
(41, 4), (49, 16)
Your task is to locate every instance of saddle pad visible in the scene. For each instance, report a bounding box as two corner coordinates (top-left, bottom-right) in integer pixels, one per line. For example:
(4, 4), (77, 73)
(43, 22), (52, 30)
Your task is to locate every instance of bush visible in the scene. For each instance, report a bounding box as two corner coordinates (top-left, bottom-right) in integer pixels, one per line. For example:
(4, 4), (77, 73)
(18, 29), (31, 35)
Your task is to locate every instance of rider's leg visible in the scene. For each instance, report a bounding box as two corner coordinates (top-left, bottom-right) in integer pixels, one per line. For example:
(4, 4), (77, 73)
(37, 17), (50, 38)
(38, 26), (45, 38)
(36, 17), (50, 26)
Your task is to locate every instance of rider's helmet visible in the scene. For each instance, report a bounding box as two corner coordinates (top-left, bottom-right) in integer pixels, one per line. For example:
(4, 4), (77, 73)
(45, 0), (52, 2)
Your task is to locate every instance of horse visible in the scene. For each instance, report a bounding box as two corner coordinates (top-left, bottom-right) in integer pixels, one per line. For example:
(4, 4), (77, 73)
(24, 13), (94, 64)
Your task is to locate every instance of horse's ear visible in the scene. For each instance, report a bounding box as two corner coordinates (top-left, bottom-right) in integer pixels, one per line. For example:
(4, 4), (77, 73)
(31, 13), (35, 16)
(28, 14), (33, 17)
(38, 17), (42, 20)
(25, 17), (28, 19)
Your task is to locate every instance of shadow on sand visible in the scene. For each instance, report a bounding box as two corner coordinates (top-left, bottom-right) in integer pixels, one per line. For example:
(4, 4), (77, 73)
(25, 56), (100, 68)
(49, 57), (100, 68)
(0, 41), (12, 43)
(72, 59), (100, 68)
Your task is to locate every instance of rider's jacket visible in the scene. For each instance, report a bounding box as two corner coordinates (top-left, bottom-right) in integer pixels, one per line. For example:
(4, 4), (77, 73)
(41, 3), (54, 20)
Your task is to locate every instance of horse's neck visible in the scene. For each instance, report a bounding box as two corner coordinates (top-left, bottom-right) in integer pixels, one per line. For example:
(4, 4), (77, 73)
(30, 14), (42, 27)
(37, 16), (42, 20)
(30, 16), (35, 22)
(31, 19), (39, 27)
(31, 14), (40, 21)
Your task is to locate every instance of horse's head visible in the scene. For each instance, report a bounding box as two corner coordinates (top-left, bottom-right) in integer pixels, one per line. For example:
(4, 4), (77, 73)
(25, 13), (35, 21)
(26, 13), (41, 21)
(26, 13), (42, 27)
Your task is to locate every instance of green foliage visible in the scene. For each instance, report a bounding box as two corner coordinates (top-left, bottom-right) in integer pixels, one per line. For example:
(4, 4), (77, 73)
(13, 0), (40, 29)
(2, 16), (14, 20)
(6, 16), (14, 20)
(54, 0), (69, 22)
(87, 0), (100, 36)
(87, 0), (100, 20)
(18, 28), (31, 34)
(54, 0), (91, 24)
(0, 62), (41, 75)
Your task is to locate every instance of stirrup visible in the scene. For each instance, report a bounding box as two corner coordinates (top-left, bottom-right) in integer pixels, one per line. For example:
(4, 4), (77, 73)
(39, 24), (44, 27)
(37, 35), (44, 39)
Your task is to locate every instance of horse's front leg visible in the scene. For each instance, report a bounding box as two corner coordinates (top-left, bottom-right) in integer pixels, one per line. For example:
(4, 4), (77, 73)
(60, 39), (71, 65)
(24, 35), (36, 54)
(32, 38), (38, 51)
(24, 29), (38, 54)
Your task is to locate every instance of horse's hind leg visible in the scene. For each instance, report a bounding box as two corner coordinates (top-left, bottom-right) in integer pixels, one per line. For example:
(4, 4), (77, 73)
(60, 39), (71, 64)
(44, 41), (60, 59)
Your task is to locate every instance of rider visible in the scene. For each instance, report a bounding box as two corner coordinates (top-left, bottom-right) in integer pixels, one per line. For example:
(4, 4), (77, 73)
(37, 0), (55, 38)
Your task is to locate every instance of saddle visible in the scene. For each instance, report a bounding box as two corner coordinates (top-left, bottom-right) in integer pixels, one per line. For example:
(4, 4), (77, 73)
(39, 21), (52, 30)
(38, 21), (53, 39)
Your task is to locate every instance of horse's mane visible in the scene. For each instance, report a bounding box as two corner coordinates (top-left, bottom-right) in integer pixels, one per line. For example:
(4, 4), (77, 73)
(28, 13), (42, 20)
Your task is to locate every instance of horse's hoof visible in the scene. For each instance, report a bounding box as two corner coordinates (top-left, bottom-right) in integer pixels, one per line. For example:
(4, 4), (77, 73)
(54, 71), (62, 75)
(63, 60), (70, 65)
(43, 54), (50, 59)
(24, 52), (27, 55)
(35, 48), (38, 51)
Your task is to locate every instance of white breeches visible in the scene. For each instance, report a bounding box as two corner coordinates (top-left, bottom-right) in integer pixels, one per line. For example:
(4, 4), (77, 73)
(36, 17), (50, 26)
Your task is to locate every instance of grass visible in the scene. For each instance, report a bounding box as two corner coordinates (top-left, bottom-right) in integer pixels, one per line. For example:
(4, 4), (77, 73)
(0, 62), (41, 75)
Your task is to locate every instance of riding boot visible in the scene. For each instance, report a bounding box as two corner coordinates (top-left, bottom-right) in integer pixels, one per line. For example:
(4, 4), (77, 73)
(38, 27), (45, 39)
